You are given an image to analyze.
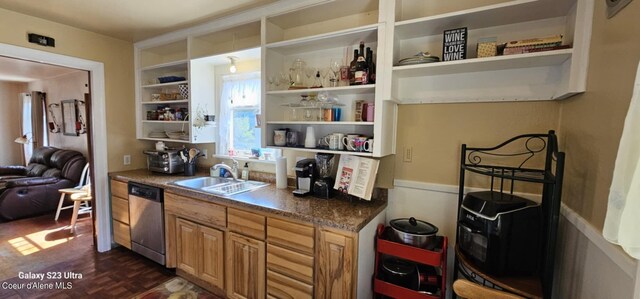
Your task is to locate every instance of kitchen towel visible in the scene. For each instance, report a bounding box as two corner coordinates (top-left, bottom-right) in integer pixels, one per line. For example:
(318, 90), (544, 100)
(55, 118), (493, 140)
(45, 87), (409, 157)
(276, 156), (288, 189)
(603, 60), (640, 259)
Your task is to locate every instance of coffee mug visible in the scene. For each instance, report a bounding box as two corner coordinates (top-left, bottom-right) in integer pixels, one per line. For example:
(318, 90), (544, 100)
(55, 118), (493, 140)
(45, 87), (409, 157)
(355, 136), (369, 152)
(274, 129), (287, 146)
(329, 134), (341, 150)
(333, 133), (345, 150)
(318, 135), (331, 148)
(342, 134), (359, 151)
(364, 138), (374, 152)
(286, 131), (298, 147)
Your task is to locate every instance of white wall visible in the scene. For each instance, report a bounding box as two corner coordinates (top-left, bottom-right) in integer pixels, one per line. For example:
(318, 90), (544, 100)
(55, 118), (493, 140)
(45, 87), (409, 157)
(387, 181), (638, 299)
(28, 70), (90, 157)
(0, 81), (27, 165)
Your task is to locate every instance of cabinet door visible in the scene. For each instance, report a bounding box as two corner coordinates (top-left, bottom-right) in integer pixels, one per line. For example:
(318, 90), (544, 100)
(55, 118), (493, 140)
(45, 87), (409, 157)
(176, 218), (198, 276)
(226, 232), (265, 299)
(199, 225), (224, 289)
(316, 229), (355, 299)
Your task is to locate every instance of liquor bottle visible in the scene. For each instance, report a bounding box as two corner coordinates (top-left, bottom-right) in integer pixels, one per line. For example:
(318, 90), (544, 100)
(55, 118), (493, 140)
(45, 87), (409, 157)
(349, 49), (358, 85)
(354, 50), (368, 85)
(366, 47), (376, 84)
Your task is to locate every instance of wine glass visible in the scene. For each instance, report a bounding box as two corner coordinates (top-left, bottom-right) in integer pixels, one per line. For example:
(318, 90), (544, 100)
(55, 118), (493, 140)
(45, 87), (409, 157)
(319, 67), (330, 88)
(330, 60), (341, 87)
(268, 75), (275, 90)
(305, 67), (317, 87)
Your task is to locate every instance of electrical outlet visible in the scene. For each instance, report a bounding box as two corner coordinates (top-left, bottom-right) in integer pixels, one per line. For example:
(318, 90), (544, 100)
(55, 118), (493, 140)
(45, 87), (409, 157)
(403, 147), (413, 163)
(202, 149), (208, 159)
(123, 155), (131, 165)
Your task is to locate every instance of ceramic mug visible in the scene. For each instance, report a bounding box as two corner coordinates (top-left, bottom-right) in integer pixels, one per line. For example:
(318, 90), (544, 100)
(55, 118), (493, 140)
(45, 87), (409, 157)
(364, 138), (374, 152)
(274, 129), (287, 146)
(333, 133), (345, 150)
(318, 135), (331, 148)
(342, 134), (359, 151)
(355, 136), (369, 152)
(329, 134), (341, 150)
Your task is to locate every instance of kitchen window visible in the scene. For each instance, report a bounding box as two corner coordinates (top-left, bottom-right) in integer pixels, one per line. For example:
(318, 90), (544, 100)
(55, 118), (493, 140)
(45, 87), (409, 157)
(218, 72), (274, 160)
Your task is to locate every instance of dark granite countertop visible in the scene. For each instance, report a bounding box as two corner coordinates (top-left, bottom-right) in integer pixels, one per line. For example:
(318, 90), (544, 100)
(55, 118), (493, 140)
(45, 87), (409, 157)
(109, 169), (387, 232)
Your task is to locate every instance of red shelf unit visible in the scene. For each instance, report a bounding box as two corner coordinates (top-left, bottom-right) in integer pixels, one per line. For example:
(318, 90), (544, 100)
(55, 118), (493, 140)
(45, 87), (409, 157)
(374, 224), (448, 299)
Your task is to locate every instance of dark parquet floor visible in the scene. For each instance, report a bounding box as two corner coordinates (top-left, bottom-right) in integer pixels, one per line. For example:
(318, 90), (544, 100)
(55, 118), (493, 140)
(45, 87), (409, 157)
(0, 210), (175, 298)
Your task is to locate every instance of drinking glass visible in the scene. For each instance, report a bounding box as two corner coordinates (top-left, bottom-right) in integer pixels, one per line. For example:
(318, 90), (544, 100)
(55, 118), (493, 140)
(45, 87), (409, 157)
(330, 60), (341, 87)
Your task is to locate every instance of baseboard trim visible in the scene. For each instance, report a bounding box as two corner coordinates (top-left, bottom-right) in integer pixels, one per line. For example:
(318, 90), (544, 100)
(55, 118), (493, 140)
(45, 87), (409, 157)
(393, 179), (637, 278)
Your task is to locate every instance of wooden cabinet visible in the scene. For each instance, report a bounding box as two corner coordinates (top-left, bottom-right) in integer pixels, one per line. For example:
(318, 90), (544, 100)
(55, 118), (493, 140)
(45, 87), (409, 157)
(176, 218), (225, 290)
(110, 179), (131, 249)
(176, 218), (198, 275)
(316, 228), (356, 299)
(226, 232), (266, 299)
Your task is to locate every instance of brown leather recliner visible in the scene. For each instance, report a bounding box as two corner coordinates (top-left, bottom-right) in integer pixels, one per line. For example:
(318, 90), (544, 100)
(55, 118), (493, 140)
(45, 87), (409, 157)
(0, 147), (86, 221)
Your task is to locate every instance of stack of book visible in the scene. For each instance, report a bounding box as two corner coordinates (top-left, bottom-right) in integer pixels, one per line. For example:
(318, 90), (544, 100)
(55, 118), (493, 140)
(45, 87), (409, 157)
(503, 35), (567, 55)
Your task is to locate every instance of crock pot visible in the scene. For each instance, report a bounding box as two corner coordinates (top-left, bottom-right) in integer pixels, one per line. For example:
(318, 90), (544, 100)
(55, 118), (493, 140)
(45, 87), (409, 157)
(389, 217), (438, 249)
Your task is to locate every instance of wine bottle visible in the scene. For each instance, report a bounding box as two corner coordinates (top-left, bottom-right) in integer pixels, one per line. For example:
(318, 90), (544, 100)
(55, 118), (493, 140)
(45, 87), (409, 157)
(349, 49), (358, 85)
(354, 50), (368, 85)
(366, 47), (375, 84)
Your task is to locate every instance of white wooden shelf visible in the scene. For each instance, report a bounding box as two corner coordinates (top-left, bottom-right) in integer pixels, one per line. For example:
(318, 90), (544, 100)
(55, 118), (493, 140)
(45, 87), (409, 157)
(142, 81), (188, 88)
(267, 146), (373, 157)
(394, 0), (575, 39)
(266, 121), (374, 126)
(265, 24), (378, 55)
(141, 100), (189, 105)
(393, 49), (572, 78)
(266, 85), (375, 97)
(141, 120), (189, 124)
(140, 59), (189, 72)
(140, 137), (190, 143)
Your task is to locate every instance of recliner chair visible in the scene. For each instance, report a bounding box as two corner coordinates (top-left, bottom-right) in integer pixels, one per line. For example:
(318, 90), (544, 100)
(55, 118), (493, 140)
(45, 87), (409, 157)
(0, 146), (86, 221)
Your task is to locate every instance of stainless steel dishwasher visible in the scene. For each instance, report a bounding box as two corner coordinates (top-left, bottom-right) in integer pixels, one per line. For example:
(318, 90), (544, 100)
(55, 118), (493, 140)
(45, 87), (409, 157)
(128, 182), (165, 265)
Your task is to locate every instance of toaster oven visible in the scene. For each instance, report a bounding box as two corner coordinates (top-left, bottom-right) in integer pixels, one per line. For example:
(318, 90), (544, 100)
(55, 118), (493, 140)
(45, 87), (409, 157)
(143, 150), (184, 174)
(458, 191), (541, 276)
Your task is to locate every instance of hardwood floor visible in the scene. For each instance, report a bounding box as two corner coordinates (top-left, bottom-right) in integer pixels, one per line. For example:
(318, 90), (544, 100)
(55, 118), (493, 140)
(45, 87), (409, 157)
(0, 210), (176, 298)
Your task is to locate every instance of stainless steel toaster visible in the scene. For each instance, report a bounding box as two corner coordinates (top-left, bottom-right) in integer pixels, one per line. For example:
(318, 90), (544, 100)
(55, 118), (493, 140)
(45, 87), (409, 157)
(143, 149), (184, 174)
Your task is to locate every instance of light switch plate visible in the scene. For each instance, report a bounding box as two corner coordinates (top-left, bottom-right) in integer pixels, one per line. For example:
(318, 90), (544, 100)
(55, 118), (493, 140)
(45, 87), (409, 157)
(607, 0), (633, 18)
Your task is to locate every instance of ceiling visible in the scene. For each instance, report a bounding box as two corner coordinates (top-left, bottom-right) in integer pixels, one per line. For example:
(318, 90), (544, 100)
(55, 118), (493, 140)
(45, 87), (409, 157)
(0, 0), (277, 42)
(0, 56), (82, 82)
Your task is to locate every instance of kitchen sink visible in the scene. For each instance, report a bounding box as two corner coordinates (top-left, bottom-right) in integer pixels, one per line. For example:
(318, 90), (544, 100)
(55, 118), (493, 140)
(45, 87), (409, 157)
(171, 177), (269, 196)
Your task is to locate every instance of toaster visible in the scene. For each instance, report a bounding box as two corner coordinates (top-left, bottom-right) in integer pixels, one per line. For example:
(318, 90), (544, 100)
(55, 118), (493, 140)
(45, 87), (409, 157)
(143, 150), (185, 174)
(458, 191), (541, 276)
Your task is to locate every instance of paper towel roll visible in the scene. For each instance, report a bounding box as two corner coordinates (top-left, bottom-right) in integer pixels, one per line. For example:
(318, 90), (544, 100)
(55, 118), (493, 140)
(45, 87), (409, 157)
(276, 156), (287, 189)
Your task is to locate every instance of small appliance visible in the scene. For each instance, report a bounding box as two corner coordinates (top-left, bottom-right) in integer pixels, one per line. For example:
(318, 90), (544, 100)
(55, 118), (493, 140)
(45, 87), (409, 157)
(293, 158), (317, 197)
(143, 149), (185, 174)
(313, 153), (335, 199)
(458, 191), (541, 276)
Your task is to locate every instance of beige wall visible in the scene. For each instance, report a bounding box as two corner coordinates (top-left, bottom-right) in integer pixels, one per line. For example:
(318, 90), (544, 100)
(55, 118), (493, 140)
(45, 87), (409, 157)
(0, 81), (27, 165)
(0, 8), (141, 172)
(559, 1), (640, 230)
(28, 71), (90, 157)
(394, 101), (560, 185)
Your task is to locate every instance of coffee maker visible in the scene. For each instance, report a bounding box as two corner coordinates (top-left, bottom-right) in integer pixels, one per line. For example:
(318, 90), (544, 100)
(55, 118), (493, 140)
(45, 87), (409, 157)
(313, 153), (335, 199)
(293, 158), (317, 197)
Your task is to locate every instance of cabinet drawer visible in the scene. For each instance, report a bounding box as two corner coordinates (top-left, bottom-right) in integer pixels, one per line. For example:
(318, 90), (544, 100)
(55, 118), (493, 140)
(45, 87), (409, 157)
(267, 217), (314, 255)
(228, 208), (265, 240)
(267, 244), (314, 285)
(111, 196), (129, 224)
(267, 270), (313, 299)
(165, 192), (226, 228)
(110, 179), (128, 199)
(112, 219), (131, 249)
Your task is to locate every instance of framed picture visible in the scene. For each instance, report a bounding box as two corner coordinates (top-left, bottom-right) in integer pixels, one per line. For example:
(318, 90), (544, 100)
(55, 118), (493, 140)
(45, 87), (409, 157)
(61, 99), (78, 136)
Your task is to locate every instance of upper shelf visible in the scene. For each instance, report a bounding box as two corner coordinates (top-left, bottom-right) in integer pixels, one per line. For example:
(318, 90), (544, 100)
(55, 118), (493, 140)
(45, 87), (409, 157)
(393, 49), (572, 78)
(265, 24), (378, 55)
(142, 81), (188, 89)
(140, 60), (189, 72)
(395, 0), (576, 39)
(266, 84), (375, 97)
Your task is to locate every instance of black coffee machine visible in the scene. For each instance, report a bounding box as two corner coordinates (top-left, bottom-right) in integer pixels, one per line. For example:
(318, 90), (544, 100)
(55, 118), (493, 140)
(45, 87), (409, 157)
(313, 153), (335, 199)
(293, 158), (317, 197)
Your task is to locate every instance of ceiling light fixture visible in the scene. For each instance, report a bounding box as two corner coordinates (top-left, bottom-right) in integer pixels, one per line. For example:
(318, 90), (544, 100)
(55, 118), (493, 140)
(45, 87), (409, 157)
(228, 56), (238, 73)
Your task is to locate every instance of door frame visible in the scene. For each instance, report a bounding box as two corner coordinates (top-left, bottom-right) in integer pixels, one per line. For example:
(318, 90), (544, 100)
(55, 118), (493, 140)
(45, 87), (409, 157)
(0, 42), (111, 252)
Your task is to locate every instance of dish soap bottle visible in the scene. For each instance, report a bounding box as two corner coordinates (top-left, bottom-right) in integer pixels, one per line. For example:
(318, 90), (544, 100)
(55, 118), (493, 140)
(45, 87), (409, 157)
(241, 162), (250, 180)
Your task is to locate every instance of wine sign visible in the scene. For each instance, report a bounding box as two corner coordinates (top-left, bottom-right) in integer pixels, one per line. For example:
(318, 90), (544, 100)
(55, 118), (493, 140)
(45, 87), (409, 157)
(443, 27), (467, 61)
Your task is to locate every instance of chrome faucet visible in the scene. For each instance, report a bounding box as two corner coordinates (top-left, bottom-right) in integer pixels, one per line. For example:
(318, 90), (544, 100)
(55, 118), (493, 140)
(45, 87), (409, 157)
(212, 159), (239, 180)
